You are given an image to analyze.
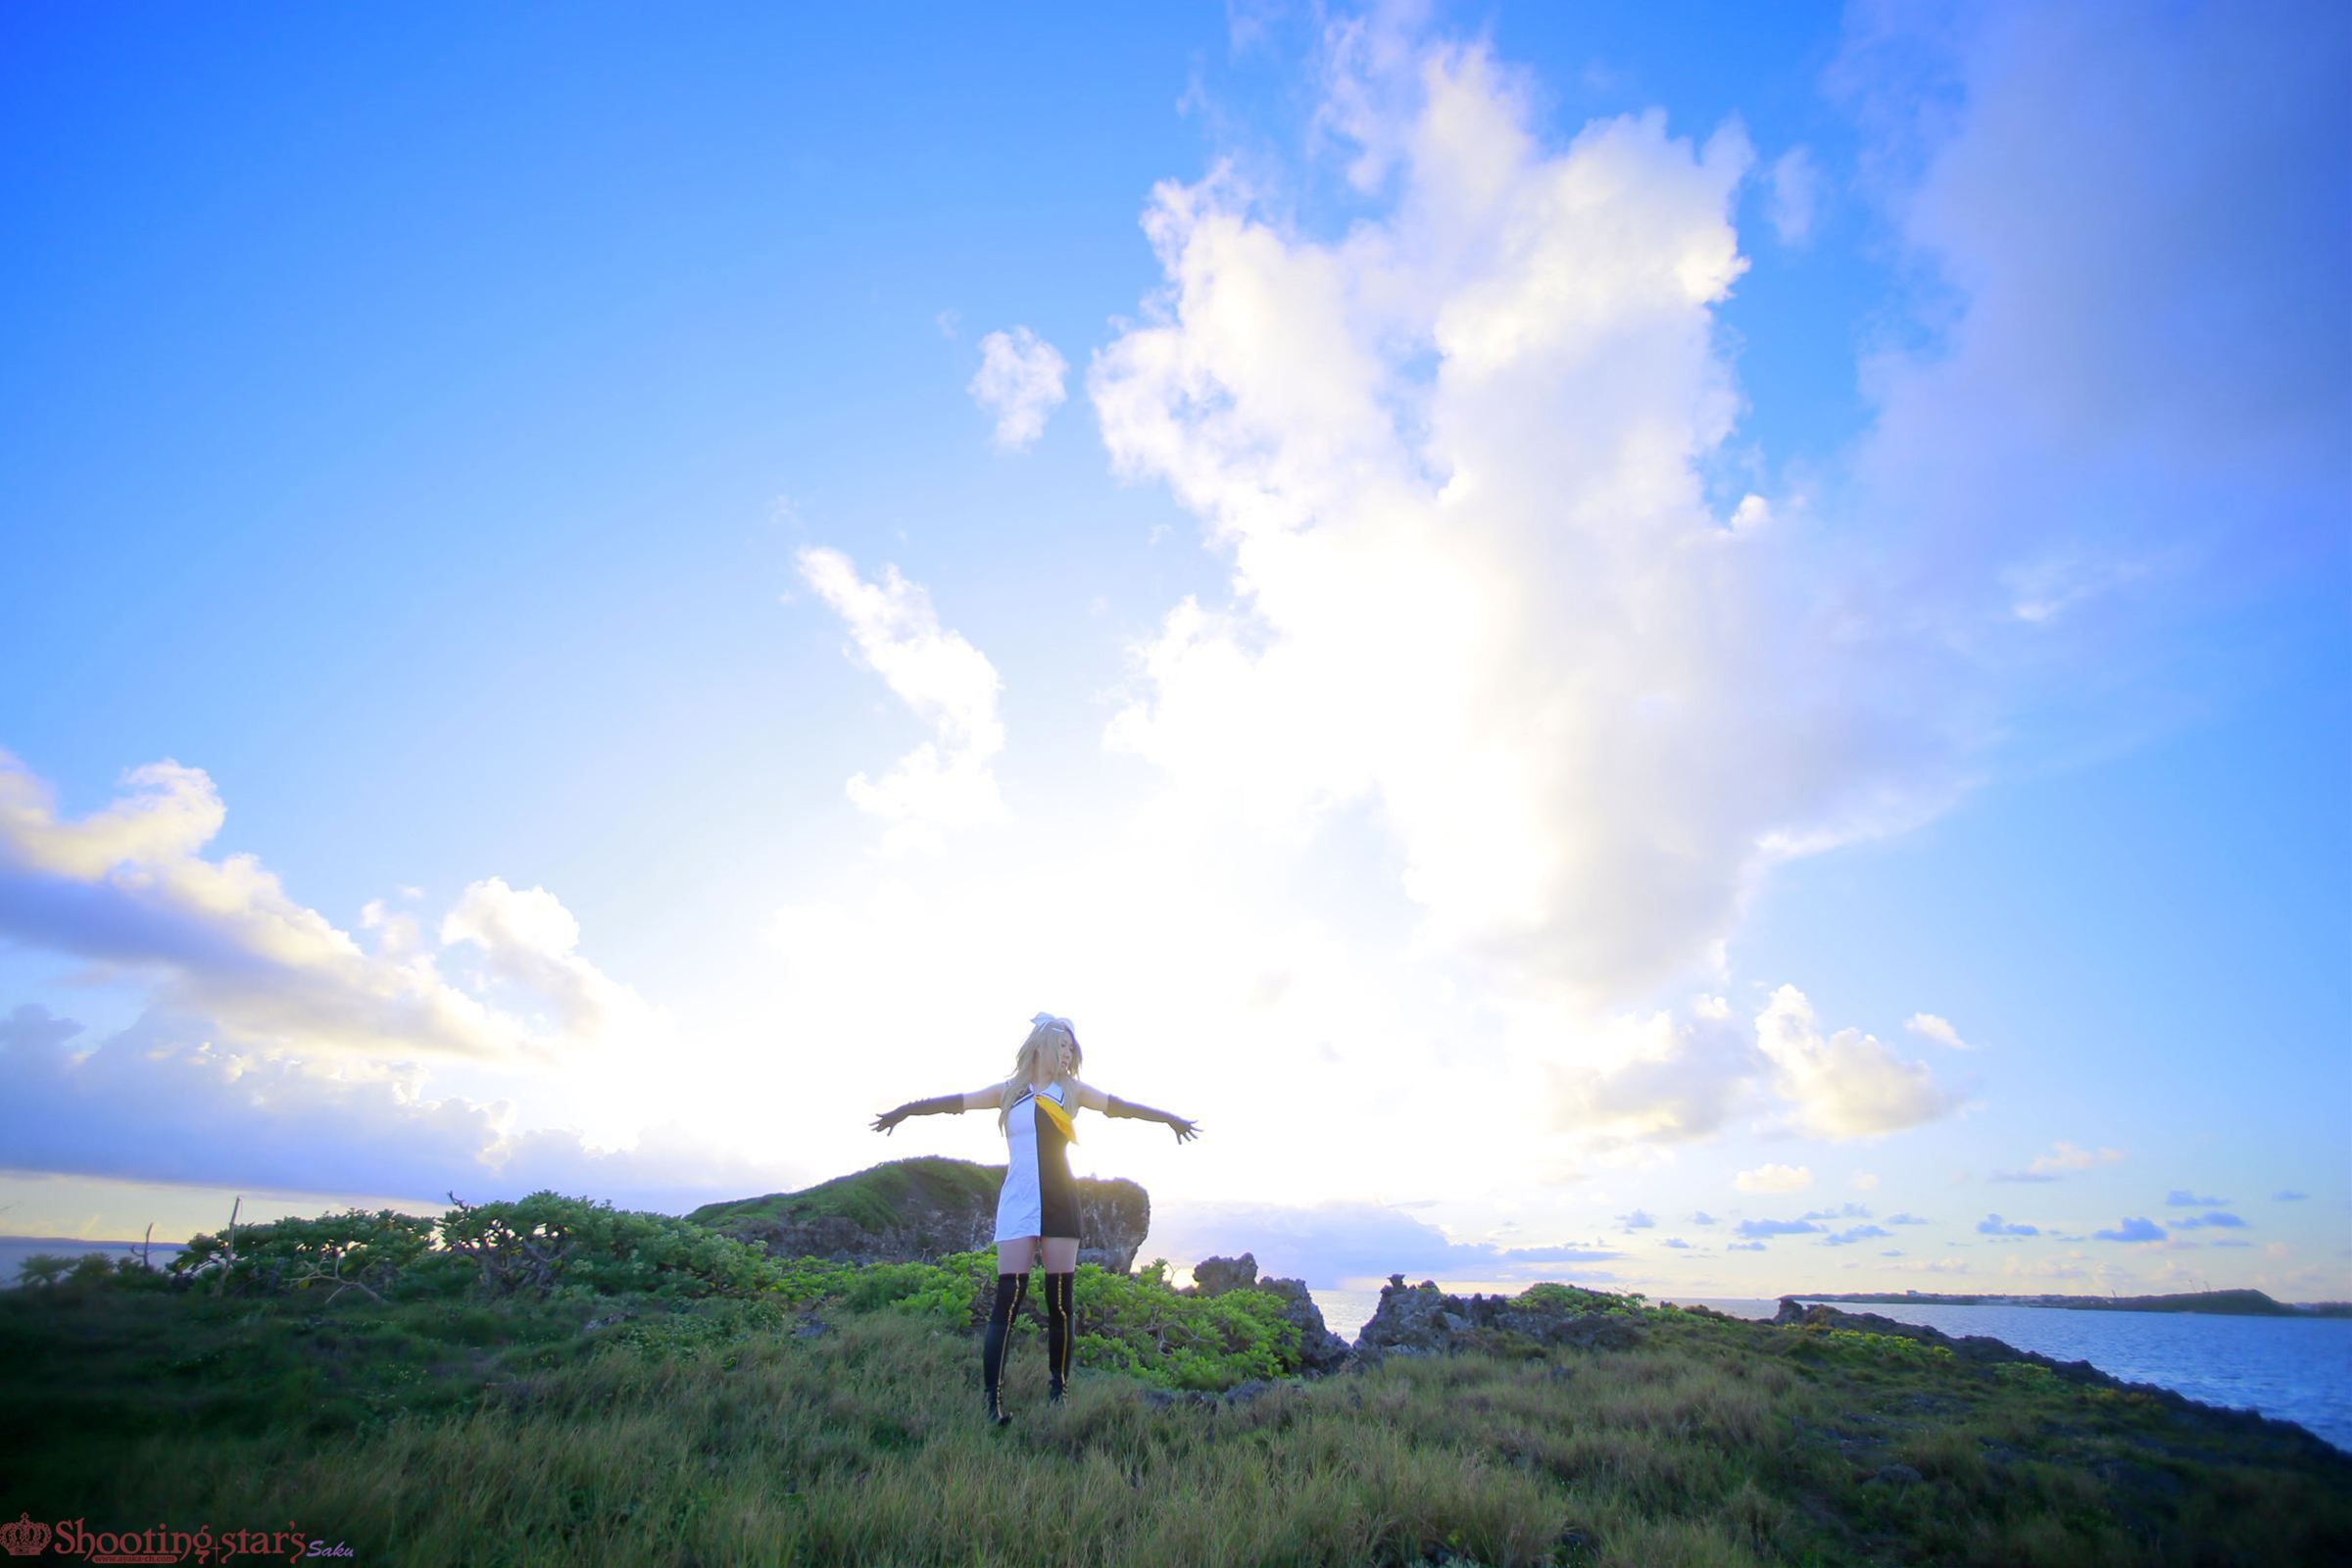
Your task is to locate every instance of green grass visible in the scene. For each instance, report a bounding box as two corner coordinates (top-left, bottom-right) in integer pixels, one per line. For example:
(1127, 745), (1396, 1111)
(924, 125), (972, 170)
(2, 1286), (2346, 1566)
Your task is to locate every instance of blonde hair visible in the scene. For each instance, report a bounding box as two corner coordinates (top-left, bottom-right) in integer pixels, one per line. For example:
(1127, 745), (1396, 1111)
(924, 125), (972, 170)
(999, 1019), (1081, 1134)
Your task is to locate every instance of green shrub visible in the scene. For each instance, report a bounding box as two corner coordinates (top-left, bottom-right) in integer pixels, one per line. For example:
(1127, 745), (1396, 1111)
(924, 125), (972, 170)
(15, 1252), (76, 1288)
(172, 1208), (435, 1301)
(1072, 1264), (1299, 1390)
(1803, 1327), (1955, 1364)
(1517, 1281), (1644, 1316)
(1990, 1360), (2069, 1395)
(436, 1192), (794, 1299)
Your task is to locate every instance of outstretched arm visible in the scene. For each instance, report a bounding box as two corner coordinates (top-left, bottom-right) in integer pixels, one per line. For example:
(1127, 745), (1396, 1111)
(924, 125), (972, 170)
(871, 1086), (1001, 1135)
(1071, 1079), (1200, 1143)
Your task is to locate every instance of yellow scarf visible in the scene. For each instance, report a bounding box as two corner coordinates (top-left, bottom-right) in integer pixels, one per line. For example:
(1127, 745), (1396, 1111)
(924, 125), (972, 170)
(1032, 1090), (1077, 1145)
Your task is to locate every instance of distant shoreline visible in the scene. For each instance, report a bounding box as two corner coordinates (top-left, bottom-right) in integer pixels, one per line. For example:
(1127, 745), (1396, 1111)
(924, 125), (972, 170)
(5, 1236), (2344, 1321)
(1792, 1288), (2352, 1319)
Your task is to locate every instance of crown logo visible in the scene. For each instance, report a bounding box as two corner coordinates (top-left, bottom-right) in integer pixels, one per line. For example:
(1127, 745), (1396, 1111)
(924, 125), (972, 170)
(0, 1514), (50, 1557)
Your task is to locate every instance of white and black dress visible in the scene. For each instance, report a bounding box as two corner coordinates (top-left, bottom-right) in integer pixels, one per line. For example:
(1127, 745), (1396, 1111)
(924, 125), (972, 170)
(994, 1081), (1079, 1243)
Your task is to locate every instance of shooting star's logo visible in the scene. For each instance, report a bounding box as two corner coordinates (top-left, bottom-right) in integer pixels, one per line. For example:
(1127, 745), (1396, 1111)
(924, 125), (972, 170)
(0, 1513), (50, 1557)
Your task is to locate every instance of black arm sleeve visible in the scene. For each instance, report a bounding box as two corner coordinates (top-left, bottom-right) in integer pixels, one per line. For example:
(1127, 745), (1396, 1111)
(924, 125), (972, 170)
(1104, 1096), (1173, 1124)
(902, 1095), (964, 1118)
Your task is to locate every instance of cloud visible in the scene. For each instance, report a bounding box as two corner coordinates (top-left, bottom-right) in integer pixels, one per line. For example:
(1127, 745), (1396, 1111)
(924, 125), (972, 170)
(1557, 986), (1959, 1151)
(1735, 1217), (1820, 1240)
(1088, 0), (2343, 1057)
(1550, 1005), (1763, 1145)
(0, 751), (586, 1061)
(1829, 0), (2347, 645)
(1797, 1203), (1872, 1222)
(2172, 1212), (2246, 1231)
(1849, 1171), (1881, 1191)
(1904, 1013), (1971, 1050)
(0, 1004), (793, 1215)
(1145, 1199), (1618, 1290)
(2093, 1216), (2166, 1244)
(1765, 146), (1819, 246)
(1996, 1141), (2123, 1180)
(1617, 1208), (1656, 1231)
(2274, 1190), (2308, 1202)
(1661, 1237), (1690, 1250)
(439, 878), (644, 1040)
(1886, 1212), (1930, 1226)
(968, 326), (1069, 449)
(1976, 1213), (2039, 1237)
(2166, 1189), (2229, 1207)
(1753, 987), (1961, 1140)
(1092, 27), (1983, 1006)
(795, 547), (1007, 846)
(2031, 1142), (2124, 1173)
(1690, 1210), (1719, 1226)
(1735, 1162), (1814, 1195)
(1822, 1224), (1890, 1247)
(1728, 1241), (1766, 1252)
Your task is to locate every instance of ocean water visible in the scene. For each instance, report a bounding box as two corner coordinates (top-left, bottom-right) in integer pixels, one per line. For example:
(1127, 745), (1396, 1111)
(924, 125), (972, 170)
(1305, 1287), (2352, 1453)
(0, 1237), (156, 1286)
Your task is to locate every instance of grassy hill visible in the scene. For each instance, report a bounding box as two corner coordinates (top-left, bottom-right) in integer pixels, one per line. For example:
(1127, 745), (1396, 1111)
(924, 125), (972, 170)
(686, 1155), (1004, 1235)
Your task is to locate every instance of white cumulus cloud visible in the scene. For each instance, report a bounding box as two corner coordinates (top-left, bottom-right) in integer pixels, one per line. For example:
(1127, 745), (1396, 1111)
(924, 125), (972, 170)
(1755, 985), (1962, 1140)
(1093, 30), (1972, 1005)
(1905, 1012), (1972, 1050)
(0, 750), (585, 1061)
(1554, 985), (1960, 1150)
(968, 326), (1069, 450)
(796, 547), (1007, 848)
(440, 877), (646, 1041)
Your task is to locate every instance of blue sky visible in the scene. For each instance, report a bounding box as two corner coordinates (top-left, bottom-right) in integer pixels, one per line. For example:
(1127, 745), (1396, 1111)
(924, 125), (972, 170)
(2, 0), (2345, 1299)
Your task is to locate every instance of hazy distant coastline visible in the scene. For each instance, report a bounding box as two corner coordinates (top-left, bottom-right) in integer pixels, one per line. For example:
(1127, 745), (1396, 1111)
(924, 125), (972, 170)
(1795, 1288), (2352, 1319)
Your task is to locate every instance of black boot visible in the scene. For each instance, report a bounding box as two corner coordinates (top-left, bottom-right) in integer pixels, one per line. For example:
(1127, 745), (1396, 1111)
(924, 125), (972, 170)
(1045, 1270), (1074, 1404)
(981, 1270), (1028, 1426)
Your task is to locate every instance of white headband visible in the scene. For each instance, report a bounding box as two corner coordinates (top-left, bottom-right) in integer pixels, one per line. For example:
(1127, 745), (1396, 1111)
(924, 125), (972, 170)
(1031, 1011), (1074, 1037)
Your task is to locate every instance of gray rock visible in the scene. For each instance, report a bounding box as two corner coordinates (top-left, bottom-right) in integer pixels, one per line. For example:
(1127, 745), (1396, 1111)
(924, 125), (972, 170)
(1354, 1277), (1647, 1359)
(1191, 1253), (1260, 1294)
(1188, 1252), (1352, 1374)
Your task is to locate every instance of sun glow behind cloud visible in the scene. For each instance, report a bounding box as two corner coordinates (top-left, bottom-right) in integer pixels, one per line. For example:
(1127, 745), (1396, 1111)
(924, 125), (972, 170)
(0, 1), (2342, 1298)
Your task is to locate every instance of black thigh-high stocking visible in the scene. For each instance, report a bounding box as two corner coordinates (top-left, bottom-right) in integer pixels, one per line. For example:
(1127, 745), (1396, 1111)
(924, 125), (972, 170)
(1045, 1271), (1074, 1401)
(981, 1271), (1030, 1426)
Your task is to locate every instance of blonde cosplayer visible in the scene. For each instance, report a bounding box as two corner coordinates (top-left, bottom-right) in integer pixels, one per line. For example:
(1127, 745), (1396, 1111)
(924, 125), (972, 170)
(872, 1011), (1200, 1425)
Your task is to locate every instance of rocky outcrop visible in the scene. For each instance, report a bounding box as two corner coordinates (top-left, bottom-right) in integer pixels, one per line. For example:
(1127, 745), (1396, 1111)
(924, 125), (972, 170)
(1774, 1298), (2115, 1382)
(1772, 1298), (2343, 1456)
(1074, 1182), (1151, 1273)
(692, 1157), (1151, 1272)
(1187, 1252), (1351, 1374)
(1355, 1276), (1645, 1360)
